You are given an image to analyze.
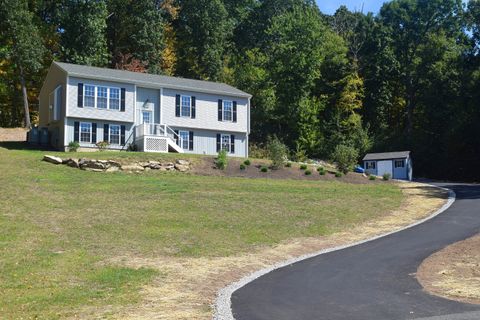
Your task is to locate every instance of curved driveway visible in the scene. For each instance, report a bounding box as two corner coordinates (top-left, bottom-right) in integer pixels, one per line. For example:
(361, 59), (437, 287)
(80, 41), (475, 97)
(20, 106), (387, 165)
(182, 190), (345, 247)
(231, 183), (480, 320)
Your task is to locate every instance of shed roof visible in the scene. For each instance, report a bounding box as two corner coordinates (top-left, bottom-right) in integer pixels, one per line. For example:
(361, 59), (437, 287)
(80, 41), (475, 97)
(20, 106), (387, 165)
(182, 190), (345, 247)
(53, 61), (252, 98)
(363, 151), (411, 161)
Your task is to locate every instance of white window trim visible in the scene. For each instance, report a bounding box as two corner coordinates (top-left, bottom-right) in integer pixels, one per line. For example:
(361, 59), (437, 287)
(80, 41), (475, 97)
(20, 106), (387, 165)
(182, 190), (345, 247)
(180, 95), (192, 118)
(222, 100), (233, 122)
(394, 160), (405, 168)
(178, 130), (190, 150)
(79, 122), (92, 144)
(366, 161), (376, 170)
(109, 124), (121, 145)
(221, 134), (231, 153)
(83, 84), (121, 111)
(141, 110), (152, 124)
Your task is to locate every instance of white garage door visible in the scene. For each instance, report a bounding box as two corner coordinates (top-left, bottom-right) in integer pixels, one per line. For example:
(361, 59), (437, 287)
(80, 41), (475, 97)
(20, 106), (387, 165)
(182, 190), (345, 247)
(377, 160), (393, 177)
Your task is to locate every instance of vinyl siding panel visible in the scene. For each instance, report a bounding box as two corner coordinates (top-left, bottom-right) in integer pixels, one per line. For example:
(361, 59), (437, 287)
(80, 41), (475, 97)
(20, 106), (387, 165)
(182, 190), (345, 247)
(162, 88), (248, 133)
(136, 87), (160, 124)
(172, 127), (247, 157)
(65, 118), (134, 150)
(67, 77), (135, 122)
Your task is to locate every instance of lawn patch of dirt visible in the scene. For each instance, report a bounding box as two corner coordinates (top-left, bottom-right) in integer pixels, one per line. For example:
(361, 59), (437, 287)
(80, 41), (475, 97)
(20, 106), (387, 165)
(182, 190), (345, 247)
(417, 233), (480, 305)
(109, 182), (448, 319)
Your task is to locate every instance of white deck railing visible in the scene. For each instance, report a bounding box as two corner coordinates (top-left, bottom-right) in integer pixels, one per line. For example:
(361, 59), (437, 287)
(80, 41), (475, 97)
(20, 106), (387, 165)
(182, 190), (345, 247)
(135, 123), (180, 144)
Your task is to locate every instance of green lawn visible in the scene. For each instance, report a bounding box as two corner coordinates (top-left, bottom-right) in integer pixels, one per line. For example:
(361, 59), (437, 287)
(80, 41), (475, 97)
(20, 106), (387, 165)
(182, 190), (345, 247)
(0, 145), (403, 318)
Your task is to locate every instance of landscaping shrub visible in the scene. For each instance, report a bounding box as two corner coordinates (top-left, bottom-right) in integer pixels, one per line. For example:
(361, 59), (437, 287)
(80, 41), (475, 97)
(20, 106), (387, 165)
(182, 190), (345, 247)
(96, 141), (109, 151)
(285, 162), (292, 168)
(68, 141), (80, 152)
(267, 136), (288, 169)
(216, 149), (228, 170)
(249, 143), (269, 159)
(332, 144), (359, 174)
(369, 175), (377, 181)
(335, 172), (343, 178)
(383, 173), (391, 181)
(244, 159), (251, 166)
(300, 164), (308, 170)
(317, 167), (326, 175)
(240, 163), (246, 170)
(304, 169), (312, 176)
(260, 166), (268, 173)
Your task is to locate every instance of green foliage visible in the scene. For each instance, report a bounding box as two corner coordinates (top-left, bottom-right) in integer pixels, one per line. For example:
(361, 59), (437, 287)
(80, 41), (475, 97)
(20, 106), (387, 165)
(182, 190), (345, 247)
(383, 173), (391, 181)
(68, 141), (80, 152)
(216, 149), (228, 170)
(248, 143), (269, 159)
(332, 144), (359, 174)
(267, 136), (288, 169)
(300, 164), (308, 170)
(240, 163), (246, 170)
(304, 169), (312, 176)
(243, 159), (251, 166)
(335, 172), (343, 178)
(96, 141), (110, 151)
(369, 175), (376, 181)
(285, 162), (292, 168)
(260, 166), (268, 173)
(317, 167), (326, 175)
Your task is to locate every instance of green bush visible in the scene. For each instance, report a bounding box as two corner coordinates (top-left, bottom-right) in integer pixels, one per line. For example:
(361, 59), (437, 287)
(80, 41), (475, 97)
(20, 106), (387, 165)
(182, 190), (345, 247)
(383, 173), (391, 181)
(318, 167), (326, 175)
(96, 141), (109, 151)
(369, 175), (376, 181)
(285, 162), (292, 168)
(243, 159), (251, 166)
(300, 164), (308, 170)
(240, 163), (246, 170)
(260, 166), (268, 173)
(68, 141), (80, 152)
(332, 144), (359, 174)
(249, 143), (269, 159)
(267, 136), (288, 169)
(335, 172), (343, 178)
(216, 149), (228, 170)
(304, 169), (312, 176)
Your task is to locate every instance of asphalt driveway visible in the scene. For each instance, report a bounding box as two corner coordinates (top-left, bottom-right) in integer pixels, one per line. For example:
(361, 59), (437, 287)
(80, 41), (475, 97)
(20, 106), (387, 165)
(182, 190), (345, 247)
(231, 183), (480, 320)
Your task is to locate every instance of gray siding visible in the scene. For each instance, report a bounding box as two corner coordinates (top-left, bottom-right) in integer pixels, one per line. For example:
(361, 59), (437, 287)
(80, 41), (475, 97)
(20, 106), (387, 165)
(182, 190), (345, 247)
(172, 127), (247, 157)
(65, 118), (134, 150)
(38, 63), (67, 149)
(162, 88), (248, 133)
(136, 87), (160, 124)
(67, 77), (135, 123)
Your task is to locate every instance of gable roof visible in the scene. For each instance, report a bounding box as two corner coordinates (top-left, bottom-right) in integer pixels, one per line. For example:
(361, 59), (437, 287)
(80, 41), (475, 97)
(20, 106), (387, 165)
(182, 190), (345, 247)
(363, 151), (411, 161)
(53, 61), (252, 98)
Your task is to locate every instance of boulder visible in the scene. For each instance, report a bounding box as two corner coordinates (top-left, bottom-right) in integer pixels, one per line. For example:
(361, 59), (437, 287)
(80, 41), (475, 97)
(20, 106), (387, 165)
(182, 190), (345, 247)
(43, 155), (63, 165)
(107, 160), (121, 167)
(81, 160), (106, 170)
(176, 159), (190, 166)
(139, 162), (150, 168)
(83, 168), (104, 172)
(105, 166), (120, 173)
(174, 164), (190, 172)
(66, 158), (80, 168)
(121, 164), (144, 171)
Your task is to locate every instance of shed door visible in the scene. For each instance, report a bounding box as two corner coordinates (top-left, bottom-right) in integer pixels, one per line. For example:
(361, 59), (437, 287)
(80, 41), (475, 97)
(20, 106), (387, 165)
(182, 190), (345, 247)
(377, 160), (393, 177)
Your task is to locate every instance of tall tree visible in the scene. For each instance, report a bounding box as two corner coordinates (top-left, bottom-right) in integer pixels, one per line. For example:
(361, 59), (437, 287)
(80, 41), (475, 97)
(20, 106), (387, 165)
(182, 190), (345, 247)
(0, 0), (46, 128)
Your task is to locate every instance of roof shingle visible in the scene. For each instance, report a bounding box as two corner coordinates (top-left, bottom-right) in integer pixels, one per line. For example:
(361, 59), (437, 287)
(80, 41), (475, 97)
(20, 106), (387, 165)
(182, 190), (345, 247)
(363, 151), (411, 161)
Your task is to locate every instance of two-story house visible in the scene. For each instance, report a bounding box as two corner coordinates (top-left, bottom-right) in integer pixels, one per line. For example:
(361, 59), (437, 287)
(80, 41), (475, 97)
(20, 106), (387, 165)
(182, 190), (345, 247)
(38, 62), (251, 157)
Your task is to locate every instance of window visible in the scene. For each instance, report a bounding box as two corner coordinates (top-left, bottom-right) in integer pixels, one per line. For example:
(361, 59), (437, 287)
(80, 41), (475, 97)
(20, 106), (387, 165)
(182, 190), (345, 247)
(109, 124), (120, 145)
(366, 161), (376, 170)
(395, 160), (405, 168)
(179, 131), (189, 150)
(109, 88), (120, 110)
(221, 134), (231, 152)
(84, 85), (95, 108)
(142, 111), (151, 124)
(181, 95), (191, 117)
(223, 100), (233, 122)
(80, 122), (92, 143)
(97, 86), (108, 109)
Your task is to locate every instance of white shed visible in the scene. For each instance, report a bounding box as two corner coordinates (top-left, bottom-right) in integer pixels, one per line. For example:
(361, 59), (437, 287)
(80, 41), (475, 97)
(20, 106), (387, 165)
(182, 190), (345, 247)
(363, 151), (413, 181)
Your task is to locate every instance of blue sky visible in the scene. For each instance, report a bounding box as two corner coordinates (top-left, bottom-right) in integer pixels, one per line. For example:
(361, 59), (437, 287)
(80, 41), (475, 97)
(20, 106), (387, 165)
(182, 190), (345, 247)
(316, 0), (386, 15)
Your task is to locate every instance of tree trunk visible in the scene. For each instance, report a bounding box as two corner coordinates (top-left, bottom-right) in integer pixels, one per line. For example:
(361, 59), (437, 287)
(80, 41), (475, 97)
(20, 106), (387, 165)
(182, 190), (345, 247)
(19, 64), (31, 129)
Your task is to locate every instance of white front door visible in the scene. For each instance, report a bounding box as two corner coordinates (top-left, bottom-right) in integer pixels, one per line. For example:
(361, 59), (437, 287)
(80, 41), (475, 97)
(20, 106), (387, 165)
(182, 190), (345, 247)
(377, 160), (393, 177)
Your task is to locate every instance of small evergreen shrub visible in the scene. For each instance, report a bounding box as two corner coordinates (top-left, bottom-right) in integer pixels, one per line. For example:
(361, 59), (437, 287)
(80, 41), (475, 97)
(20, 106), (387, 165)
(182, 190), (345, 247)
(96, 141), (109, 151)
(267, 136), (288, 169)
(332, 144), (359, 174)
(260, 166), (268, 173)
(300, 164), (308, 170)
(369, 175), (376, 181)
(285, 162), (292, 168)
(216, 149), (228, 170)
(304, 169), (312, 176)
(335, 172), (343, 178)
(244, 159), (251, 166)
(240, 163), (246, 170)
(318, 167), (326, 175)
(68, 141), (80, 152)
(383, 173), (391, 181)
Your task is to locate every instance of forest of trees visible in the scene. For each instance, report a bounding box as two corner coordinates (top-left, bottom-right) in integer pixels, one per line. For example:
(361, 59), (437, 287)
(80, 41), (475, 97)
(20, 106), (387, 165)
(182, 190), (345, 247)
(0, 0), (479, 180)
